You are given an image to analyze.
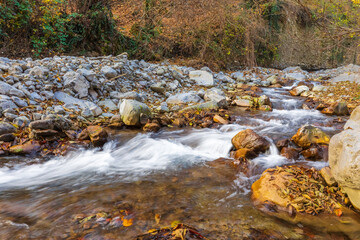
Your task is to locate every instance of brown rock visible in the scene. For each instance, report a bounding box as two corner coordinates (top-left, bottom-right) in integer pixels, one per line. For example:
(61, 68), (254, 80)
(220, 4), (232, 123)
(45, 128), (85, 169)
(143, 122), (161, 132)
(280, 147), (299, 160)
(321, 107), (334, 115)
(301, 145), (328, 161)
(172, 118), (186, 127)
(232, 129), (270, 154)
(234, 148), (256, 159)
(87, 126), (108, 147)
(213, 115), (229, 125)
(291, 125), (330, 148)
(276, 139), (290, 151)
(258, 105), (272, 111)
(316, 103), (326, 111)
(31, 129), (59, 139)
(9, 141), (41, 155)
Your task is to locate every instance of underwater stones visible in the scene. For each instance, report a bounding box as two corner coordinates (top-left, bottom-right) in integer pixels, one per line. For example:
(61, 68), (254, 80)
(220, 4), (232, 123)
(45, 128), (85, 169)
(232, 129), (270, 154)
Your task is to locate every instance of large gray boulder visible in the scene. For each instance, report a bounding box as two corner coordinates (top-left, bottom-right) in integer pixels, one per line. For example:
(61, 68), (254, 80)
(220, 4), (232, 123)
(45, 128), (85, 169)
(101, 66), (117, 79)
(329, 106), (360, 210)
(63, 71), (90, 98)
(189, 70), (214, 87)
(119, 99), (151, 126)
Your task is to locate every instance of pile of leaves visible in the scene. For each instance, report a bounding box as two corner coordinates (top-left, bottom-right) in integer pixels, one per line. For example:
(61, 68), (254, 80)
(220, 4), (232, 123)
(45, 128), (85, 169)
(135, 223), (208, 240)
(271, 166), (350, 216)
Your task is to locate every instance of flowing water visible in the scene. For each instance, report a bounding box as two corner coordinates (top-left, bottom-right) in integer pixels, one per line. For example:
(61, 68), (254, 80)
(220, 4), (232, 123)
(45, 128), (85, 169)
(0, 86), (358, 239)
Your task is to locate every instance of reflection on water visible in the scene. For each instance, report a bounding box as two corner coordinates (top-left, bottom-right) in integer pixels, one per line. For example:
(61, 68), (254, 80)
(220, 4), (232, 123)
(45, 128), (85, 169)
(0, 87), (356, 239)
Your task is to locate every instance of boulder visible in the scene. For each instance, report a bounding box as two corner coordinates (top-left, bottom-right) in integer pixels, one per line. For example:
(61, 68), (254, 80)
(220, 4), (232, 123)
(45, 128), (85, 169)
(320, 167), (336, 187)
(0, 81), (24, 97)
(119, 99), (151, 126)
(63, 71), (90, 98)
(204, 88), (227, 108)
(0, 122), (16, 135)
(233, 148), (256, 159)
(289, 85), (309, 96)
(231, 129), (270, 154)
(291, 125), (330, 148)
(257, 95), (272, 107)
(189, 70), (214, 87)
(344, 105), (360, 130)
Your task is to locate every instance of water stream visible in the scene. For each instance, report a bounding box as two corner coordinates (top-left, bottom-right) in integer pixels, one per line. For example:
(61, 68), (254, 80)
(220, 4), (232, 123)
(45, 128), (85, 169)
(0, 86), (356, 239)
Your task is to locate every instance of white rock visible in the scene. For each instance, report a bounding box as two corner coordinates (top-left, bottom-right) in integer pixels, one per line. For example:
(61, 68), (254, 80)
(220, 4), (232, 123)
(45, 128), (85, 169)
(101, 66), (117, 79)
(63, 71), (90, 98)
(119, 99), (151, 126)
(166, 92), (203, 105)
(189, 70), (214, 87)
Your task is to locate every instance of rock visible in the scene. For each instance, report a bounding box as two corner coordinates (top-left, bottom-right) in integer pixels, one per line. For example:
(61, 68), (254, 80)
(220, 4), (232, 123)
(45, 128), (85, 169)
(11, 96), (28, 108)
(231, 71), (245, 81)
(30, 129), (59, 139)
(54, 105), (66, 114)
(181, 101), (219, 112)
(13, 116), (30, 127)
(166, 92), (202, 105)
(4, 112), (17, 121)
(79, 126), (108, 147)
(143, 122), (161, 132)
(0, 81), (24, 97)
(63, 71), (90, 98)
(285, 72), (307, 81)
(321, 107), (334, 115)
(98, 100), (118, 111)
(101, 66), (117, 79)
(0, 133), (15, 142)
(312, 85), (327, 92)
(119, 99), (151, 126)
(9, 140), (41, 155)
(204, 88), (227, 108)
(233, 99), (252, 107)
(213, 115), (228, 124)
(54, 92), (102, 116)
(233, 148), (256, 159)
(333, 102), (349, 116)
(29, 66), (49, 79)
(291, 125), (330, 148)
(77, 69), (96, 82)
(258, 105), (272, 111)
(280, 147), (299, 160)
(110, 91), (142, 102)
(189, 70), (214, 87)
(330, 72), (360, 83)
(301, 145), (328, 161)
(29, 117), (71, 131)
(257, 95), (272, 107)
(320, 167), (336, 186)
(231, 129), (270, 154)
(289, 85), (309, 96)
(0, 122), (16, 135)
(276, 139), (290, 151)
(150, 83), (166, 95)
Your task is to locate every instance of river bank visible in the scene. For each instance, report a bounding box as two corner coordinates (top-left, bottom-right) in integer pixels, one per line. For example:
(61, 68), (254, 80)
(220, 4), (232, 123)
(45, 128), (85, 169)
(0, 54), (360, 239)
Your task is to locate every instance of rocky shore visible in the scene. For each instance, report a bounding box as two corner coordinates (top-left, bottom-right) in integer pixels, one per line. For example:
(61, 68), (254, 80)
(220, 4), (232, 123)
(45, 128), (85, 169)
(1, 54), (360, 238)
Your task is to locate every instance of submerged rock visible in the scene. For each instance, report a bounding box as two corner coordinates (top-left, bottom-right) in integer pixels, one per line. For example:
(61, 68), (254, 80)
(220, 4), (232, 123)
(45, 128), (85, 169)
(231, 129), (270, 154)
(291, 125), (330, 148)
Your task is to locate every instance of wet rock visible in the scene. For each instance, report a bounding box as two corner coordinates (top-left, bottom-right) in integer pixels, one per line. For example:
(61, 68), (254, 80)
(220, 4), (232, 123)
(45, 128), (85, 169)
(257, 95), (271, 107)
(143, 122), (161, 132)
(233, 148), (256, 159)
(119, 99), (151, 126)
(280, 147), (299, 160)
(63, 71), (90, 98)
(276, 139), (290, 151)
(291, 125), (330, 148)
(189, 70), (214, 87)
(82, 126), (108, 147)
(289, 86), (309, 96)
(320, 167), (336, 186)
(204, 88), (227, 108)
(321, 106), (334, 115)
(233, 98), (252, 107)
(231, 129), (270, 154)
(301, 145), (328, 161)
(9, 140), (41, 155)
(0, 122), (16, 135)
(0, 133), (15, 142)
(315, 103), (326, 111)
(258, 105), (272, 111)
(30, 129), (60, 139)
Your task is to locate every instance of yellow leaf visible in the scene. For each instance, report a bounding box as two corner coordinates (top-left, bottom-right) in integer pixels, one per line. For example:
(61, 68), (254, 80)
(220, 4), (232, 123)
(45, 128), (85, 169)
(155, 214), (161, 224)
(122, 217), (133, 227)
(171, 220), (181, 228)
